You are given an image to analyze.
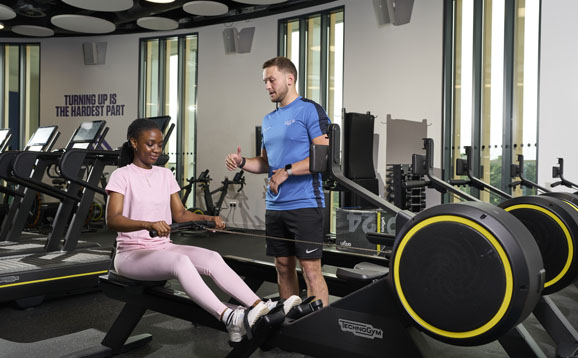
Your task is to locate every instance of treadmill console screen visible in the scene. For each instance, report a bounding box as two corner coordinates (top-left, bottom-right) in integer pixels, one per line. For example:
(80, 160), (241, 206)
(72, 121), (104, 143)
(27, 126), (57, 147)
(0, 129), (9, 144)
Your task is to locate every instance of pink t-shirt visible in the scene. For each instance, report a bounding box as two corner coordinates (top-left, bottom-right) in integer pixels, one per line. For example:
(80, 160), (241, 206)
(106, 163), (181, 253)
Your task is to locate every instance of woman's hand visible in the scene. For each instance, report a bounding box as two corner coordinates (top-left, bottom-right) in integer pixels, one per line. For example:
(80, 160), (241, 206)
(212, 216), (225, 230)
(149, 221), (171, 237)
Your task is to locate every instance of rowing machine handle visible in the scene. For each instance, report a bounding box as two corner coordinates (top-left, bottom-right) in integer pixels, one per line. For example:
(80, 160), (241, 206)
(149, 221), (216, 237)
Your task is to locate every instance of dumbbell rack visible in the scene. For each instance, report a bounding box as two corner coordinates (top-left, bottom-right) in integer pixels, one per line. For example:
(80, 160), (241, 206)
(386, 164), (426, 212)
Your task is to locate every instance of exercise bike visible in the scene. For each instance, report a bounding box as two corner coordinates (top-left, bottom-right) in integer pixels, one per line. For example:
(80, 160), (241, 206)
(182, 169), (245, 216)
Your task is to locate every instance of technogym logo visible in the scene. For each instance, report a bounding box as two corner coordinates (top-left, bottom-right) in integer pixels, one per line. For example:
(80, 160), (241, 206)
(338, 319), (383, 340)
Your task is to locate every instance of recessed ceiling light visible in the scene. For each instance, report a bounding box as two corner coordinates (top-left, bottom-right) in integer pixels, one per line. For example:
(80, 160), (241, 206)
(0, 22), (4, 30)
(146, 0), (176, 3)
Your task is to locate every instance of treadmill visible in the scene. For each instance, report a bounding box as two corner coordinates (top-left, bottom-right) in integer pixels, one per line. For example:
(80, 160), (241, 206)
(0, 128), (14, 220)
(0, 138), (119, 307)
(0, 122), (106, 256)
(0, 126), (60, 245)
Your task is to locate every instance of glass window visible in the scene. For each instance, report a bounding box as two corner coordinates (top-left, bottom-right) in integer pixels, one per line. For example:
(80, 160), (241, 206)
(279, 7), (344, 233)
(0, 43), (40, 150)
(142, 39), (160, 118)
(444, 0), (540, 201)
(512, 0), (540, 196)
(481, 0), (505, 204)
(139, 34), (198, 207)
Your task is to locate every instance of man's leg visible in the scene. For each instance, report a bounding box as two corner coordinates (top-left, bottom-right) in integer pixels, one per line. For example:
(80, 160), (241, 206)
(299, 258), (329, 307)
(274, 256), (299, 299)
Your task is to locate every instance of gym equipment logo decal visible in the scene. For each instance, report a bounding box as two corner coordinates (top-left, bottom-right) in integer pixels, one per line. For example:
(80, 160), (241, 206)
(338, 319), (383, 339)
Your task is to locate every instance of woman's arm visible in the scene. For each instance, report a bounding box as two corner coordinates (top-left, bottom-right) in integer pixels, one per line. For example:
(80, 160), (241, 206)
(170, 193), (225, 229)
(106, 191), (172, 237)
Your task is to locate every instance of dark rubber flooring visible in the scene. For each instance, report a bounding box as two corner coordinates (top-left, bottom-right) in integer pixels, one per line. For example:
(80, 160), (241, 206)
(0, 228), (576, 357)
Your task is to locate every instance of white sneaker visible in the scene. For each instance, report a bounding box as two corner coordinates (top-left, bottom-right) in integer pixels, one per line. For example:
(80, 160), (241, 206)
(265, 295), (302, 315)
(246, 301), (271, 328)
(224, 307), (245, 343)
(282, 295), (302, 314)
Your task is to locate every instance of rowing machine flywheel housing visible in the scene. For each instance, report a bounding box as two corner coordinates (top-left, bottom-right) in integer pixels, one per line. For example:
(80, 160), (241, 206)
(499, 194), (578, 295)
(390, 201), (544, 346)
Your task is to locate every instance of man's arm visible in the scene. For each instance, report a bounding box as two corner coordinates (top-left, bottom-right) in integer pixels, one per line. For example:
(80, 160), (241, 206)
(268, 134), (328, 194)
(226, 146), (270, 174)
(283, 134), (328, 175)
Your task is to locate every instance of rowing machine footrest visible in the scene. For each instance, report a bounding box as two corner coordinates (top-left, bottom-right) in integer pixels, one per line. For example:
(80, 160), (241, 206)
(336, 262), (389, 281)
(106, 271), (167, 293)
(285, 298), (323, 320)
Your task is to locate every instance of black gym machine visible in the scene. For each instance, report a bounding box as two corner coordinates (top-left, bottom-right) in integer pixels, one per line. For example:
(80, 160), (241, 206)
(79, 123), (549, 358)
(406, 140), (578, 357)
(181, 169), (246, 216)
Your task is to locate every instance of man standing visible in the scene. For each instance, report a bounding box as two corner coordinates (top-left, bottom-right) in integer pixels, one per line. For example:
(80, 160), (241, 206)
(225, 56), (329, 307)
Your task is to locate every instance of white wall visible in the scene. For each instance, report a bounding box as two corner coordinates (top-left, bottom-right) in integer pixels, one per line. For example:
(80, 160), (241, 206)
(538, 0), (578, 190)
(16, 0), (444, 229)
(39, 35), (139, 148)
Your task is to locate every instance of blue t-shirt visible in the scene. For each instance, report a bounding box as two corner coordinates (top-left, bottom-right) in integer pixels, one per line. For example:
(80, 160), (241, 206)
(262, 96), (330, 210)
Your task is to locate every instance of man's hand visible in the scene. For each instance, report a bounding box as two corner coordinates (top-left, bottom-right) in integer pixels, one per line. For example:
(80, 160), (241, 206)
(225, 146), (243, 171)
(269, 168), (289, 194)
(212, 216), (225, 230)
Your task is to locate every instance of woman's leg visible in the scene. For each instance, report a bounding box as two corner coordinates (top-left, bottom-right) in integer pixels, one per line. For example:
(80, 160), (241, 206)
(114, 248), (227, 318)
(164, 244), (261, 307)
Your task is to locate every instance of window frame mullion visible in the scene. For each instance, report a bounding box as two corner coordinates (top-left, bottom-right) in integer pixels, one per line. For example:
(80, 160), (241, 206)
(501, 0), (515, 194)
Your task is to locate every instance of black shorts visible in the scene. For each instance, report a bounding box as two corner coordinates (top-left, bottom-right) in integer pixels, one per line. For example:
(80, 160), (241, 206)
(265, 207), (324, 259)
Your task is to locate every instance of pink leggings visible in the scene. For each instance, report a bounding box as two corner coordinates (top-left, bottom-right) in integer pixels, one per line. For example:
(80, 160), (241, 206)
(114, 243), (260, 318)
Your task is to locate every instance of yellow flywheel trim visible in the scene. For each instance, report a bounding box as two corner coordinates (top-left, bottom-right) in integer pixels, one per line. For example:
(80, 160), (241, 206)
(393, 215), (513, 339)
(505, 204), (573, 288)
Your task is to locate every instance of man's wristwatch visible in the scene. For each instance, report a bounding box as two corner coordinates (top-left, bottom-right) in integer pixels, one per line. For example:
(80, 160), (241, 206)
(285, 163), (293, 176)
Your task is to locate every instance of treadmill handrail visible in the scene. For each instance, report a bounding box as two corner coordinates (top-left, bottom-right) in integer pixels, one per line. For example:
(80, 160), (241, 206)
(59, 149), (119, 195)
(11, 151), (81, 201)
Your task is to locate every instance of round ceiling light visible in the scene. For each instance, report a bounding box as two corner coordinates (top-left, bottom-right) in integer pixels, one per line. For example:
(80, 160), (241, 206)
(183, 1), (229, 16)
(51, 14), (116, 34)
(146, 0), (176, 3)
(137, 17), (179, 31)
(233, 0), (288, 4)
(0, 4), (17, 20)
(61, 0), (134, 12)
(12, 25), (54, 37)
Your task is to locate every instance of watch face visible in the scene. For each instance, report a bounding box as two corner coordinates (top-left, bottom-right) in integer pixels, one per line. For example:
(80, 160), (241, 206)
(285, 163), (292, 170)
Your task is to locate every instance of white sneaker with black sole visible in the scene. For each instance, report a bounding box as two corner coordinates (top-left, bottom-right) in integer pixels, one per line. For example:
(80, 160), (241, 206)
(246, 301), (271, 327)
(224, 307), (246, 343)
(265, 295), (302, 315)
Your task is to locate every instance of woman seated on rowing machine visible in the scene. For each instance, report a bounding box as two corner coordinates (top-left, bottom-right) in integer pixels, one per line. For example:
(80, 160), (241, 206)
(105, 118), (301, 343)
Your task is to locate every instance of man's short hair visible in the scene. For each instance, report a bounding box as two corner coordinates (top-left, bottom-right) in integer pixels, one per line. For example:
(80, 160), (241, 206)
(263, 56), (298, 82)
